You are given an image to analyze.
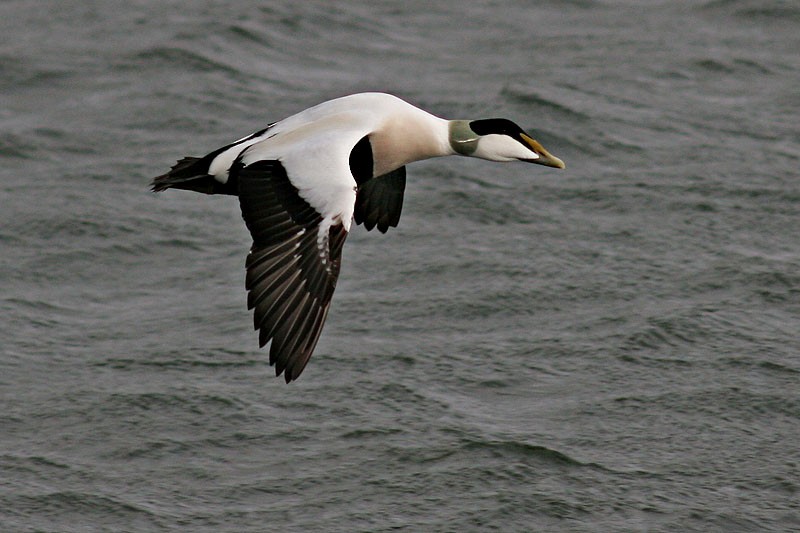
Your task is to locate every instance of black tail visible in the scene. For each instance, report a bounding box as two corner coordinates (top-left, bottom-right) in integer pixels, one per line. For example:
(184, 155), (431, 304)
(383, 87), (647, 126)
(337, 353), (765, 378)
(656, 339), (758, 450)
(151, 157), (235, 195)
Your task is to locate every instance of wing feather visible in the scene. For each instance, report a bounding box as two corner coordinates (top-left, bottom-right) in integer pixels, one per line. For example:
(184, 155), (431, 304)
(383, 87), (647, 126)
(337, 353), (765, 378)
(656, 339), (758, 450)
(236, 160), (349, 382)
(354, 166), (407, 233)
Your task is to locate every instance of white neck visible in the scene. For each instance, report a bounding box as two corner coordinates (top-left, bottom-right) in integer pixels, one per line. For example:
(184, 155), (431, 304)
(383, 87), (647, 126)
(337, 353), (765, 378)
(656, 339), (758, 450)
(369, 103), (455, 176)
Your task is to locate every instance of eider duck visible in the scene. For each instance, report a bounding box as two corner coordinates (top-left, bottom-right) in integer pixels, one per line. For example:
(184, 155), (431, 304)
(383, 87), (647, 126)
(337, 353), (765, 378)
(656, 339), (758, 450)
(152, 92), (565, 382)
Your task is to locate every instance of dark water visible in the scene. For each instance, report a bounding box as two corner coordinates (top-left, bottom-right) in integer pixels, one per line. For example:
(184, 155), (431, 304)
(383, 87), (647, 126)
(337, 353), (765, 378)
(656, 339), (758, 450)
(2, 1), (799, 531)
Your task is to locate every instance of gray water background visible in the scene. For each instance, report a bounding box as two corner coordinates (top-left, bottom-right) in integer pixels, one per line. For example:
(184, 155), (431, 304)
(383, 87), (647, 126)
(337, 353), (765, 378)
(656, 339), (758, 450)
(1, 1), (799, 531)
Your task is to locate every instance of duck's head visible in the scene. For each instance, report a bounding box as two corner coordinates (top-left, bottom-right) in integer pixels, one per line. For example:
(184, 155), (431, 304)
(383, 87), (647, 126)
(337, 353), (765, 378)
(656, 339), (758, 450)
(448, 119), (565, 169)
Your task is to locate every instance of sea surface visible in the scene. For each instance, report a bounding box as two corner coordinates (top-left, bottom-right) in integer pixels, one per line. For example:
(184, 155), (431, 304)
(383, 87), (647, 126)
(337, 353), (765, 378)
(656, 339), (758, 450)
(1, 1), (799, 531)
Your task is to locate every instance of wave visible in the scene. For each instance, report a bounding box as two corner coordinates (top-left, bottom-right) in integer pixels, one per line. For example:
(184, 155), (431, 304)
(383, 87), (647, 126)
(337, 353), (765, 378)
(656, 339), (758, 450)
(501, 85), (592, 124)
(1, 490), (158, 528)
(125, 46), (243, 79)
(456, 437), (612, 471)
(0, 133), (36, 159)
(97, 348), (261, 371)
(701, 0), (800, 21)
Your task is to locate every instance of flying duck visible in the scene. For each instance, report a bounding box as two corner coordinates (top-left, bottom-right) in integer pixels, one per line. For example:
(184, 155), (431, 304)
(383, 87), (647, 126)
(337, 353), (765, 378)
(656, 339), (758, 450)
(152, 92), (565, 382)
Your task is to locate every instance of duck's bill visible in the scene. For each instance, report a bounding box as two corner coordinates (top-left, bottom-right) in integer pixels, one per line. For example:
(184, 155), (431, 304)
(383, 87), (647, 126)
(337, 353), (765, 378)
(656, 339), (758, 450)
(520, 133), (566, 169)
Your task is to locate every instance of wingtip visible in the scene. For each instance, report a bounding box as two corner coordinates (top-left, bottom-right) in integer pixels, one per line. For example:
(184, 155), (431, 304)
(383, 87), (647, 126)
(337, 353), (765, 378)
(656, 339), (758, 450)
(149, 176), (168, 193)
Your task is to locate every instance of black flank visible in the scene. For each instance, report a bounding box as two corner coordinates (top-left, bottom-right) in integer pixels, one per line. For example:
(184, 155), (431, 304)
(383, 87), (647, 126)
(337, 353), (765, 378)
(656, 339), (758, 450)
(349, 135), (373, 186)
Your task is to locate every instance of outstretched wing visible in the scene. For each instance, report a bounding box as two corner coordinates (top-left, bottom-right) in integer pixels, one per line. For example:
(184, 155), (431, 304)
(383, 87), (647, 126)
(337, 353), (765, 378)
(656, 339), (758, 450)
(354, 166), (406, 233)
(237, 160), (348, 383)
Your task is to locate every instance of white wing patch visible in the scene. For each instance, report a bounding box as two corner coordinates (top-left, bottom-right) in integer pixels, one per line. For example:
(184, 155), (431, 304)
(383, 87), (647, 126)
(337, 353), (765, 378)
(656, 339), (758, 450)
(239, 113), (372, 231)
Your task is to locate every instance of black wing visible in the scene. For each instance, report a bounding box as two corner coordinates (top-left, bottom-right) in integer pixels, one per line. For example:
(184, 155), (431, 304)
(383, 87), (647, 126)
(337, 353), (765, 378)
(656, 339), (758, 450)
(349, 135), (406, 234)
(354, 166), (406, 233)
(237, 160), (348, 383)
